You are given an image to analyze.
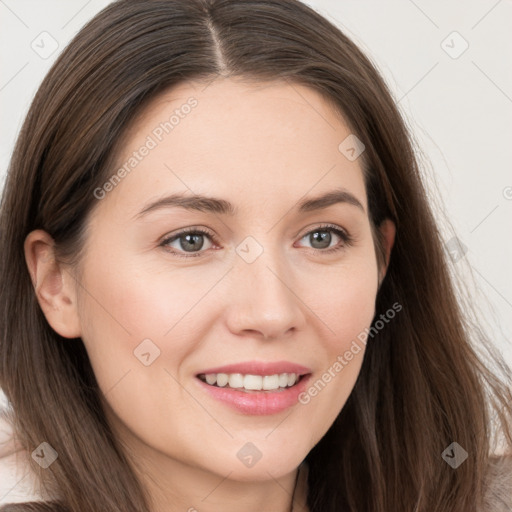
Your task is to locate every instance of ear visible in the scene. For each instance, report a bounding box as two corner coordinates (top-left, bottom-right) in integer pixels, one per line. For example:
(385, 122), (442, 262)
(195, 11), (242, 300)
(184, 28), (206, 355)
(24, 229), (82, 339)
(377, 219), (396, 286)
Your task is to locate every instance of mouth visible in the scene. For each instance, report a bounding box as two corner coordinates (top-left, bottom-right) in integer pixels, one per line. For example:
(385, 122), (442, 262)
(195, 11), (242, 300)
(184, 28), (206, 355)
(196, 372), (310, 393)
(195, 370), (313, 415)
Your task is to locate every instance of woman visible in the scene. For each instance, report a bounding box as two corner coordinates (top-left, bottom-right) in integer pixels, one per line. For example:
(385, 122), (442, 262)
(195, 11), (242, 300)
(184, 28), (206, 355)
(0, 0), (511, 510)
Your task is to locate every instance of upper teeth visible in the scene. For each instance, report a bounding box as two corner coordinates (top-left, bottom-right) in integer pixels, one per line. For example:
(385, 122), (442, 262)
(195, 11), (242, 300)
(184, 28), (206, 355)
(201, 373), (299, 390)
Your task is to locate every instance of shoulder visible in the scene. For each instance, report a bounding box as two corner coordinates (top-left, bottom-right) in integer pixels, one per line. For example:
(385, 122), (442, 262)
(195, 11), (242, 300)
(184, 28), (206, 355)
(481, 454), (512, 512)
(0, 414), (46, 506)
(0, 410), (64, 511)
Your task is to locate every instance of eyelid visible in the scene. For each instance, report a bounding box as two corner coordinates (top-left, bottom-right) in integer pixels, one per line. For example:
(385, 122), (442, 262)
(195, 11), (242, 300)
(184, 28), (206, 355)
(296, 222), (349, 240)
(159, 225), (215, 242)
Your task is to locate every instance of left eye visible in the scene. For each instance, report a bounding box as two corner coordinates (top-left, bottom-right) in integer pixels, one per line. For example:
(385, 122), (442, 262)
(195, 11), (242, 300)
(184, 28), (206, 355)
(160, 228), (215, 258)
(160, 224), (353, 258)
(297, 224), (352, 252)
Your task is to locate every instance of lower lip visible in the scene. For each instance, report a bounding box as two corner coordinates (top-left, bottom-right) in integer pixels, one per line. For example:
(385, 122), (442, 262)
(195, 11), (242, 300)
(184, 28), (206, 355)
(195, 374), (312, 415)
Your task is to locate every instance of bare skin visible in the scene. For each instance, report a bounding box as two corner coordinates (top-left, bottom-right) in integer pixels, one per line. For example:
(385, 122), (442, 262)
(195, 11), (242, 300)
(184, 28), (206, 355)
(25, 77), (395, 512)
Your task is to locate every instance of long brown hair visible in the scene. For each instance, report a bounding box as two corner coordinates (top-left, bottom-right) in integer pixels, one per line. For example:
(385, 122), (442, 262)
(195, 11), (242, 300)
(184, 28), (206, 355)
(1, 0), (511, 510)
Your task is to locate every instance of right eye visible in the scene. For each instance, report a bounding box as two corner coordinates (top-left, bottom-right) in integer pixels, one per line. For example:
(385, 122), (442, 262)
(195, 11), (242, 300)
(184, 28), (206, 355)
(160, 227), (218, 258)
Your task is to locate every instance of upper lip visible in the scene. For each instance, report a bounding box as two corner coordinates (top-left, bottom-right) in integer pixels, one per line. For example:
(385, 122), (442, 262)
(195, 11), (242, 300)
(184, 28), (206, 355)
(196, 360), (312, 377)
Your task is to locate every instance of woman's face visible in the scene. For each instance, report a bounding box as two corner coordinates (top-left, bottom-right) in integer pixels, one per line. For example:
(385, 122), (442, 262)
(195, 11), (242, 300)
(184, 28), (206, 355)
(43, 78), (394, 487)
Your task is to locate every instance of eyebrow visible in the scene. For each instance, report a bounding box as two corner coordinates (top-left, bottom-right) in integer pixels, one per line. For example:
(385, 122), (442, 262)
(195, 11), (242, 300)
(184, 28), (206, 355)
(134, 187), (365, 219)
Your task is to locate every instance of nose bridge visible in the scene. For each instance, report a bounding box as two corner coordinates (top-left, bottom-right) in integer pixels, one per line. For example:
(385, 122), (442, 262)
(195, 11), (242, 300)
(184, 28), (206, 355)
(226, 233), (306, 338)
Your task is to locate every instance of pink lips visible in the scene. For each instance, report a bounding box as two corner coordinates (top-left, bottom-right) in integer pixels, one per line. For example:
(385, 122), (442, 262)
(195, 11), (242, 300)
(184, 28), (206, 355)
(194, 360), (313, 415)
(195, 373), (312, 415)
(196, 360), (312, 377)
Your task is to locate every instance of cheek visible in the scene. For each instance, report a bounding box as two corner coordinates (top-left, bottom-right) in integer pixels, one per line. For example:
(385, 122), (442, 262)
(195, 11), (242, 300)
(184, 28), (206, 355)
(301, 250), (379, 348)
(75, 261), (204, 449)
(75, 252), (224, 393)
(320, 270), (377, 336)
(293, 254), (378, 438)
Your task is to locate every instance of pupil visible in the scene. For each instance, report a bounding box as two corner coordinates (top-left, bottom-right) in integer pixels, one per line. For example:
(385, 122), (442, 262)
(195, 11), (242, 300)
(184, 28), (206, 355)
(181, 233), (203, 252)
(311, 231), (331, 249)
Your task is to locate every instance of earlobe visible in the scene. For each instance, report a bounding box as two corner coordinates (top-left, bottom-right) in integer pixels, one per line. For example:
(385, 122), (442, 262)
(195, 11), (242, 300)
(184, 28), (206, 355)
(377, 219), (396, 284)
(24, 229), (82, 339)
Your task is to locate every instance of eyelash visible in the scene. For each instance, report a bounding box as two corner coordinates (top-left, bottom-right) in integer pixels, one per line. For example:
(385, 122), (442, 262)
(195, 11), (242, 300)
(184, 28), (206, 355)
(159, 223), (354, 259)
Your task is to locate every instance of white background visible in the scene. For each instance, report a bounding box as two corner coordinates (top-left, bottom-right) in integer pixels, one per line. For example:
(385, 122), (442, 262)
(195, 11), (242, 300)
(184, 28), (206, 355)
(0, 0), (511, 386)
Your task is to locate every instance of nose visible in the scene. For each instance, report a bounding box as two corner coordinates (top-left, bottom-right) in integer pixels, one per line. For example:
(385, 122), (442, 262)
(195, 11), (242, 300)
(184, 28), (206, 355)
(223, 244), (307, 341)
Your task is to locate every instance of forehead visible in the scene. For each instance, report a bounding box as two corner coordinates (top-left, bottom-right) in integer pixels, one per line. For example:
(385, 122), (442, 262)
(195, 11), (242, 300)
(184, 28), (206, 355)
(95, 77), (368, 221)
